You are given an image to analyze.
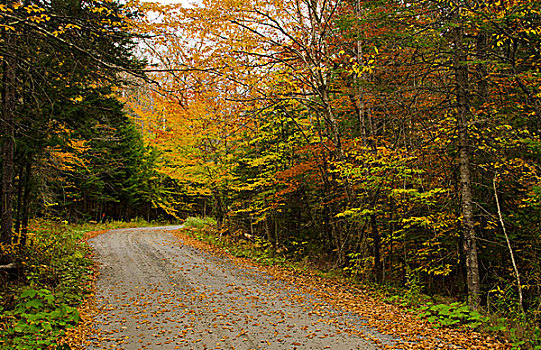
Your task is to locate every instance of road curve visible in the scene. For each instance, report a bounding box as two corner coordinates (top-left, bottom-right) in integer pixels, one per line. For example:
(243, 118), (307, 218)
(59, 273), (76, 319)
(87, 227), (394, 350)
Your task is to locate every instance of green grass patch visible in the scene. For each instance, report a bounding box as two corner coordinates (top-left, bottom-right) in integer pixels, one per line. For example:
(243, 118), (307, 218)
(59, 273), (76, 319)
(73, 216), (163, 232)
(183, 216), (217, 229)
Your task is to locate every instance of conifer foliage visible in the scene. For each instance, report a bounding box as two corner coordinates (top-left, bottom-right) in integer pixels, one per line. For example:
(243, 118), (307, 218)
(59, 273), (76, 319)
(0, 0), (173, 263)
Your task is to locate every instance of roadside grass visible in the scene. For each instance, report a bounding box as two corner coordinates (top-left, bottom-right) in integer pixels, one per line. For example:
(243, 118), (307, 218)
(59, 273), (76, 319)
(182, 217), (287, 266)
(75, 216), (163, 234)
(179, 216), (538, 350)
(0, 218), (159, 350)
(183, 216), (217, 229)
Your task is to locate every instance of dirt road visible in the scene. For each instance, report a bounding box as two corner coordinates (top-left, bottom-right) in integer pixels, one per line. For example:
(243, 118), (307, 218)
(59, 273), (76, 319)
(87, 227), (395, 350)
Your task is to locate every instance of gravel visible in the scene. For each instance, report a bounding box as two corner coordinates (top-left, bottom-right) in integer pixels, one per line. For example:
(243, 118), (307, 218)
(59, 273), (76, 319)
(87, 227), (390, 350)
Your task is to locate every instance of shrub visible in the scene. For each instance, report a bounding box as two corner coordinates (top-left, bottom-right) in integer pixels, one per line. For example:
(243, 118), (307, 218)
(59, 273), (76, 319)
(0, 220), (93, 349)
(184, 216), (217, 229)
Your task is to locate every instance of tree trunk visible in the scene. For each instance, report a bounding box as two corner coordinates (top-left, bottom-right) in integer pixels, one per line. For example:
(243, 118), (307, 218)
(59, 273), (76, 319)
(20, 161), (31, 238)
(15, 163), (24, 235)
(212, 189), (224, 228)
(452, 23), (481, 309)
(1, 26), (16, 263)
(475, 32), (488, 103)
(493, 174), (524, 312)
(371, 214), (383, 283)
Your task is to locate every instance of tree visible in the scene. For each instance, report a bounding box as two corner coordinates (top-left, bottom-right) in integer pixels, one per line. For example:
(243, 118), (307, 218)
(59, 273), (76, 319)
(0, 0), (145, 262)
(134, 0), (541, 319)
(0, 27), (15, 262)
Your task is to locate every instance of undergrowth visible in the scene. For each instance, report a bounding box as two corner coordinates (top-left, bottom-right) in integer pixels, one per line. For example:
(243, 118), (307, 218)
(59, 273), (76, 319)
(0, 220), (93, 349)
(382, 271), (541, 349)
(183, 217), (287, 266)
(183, 216), (217, 229)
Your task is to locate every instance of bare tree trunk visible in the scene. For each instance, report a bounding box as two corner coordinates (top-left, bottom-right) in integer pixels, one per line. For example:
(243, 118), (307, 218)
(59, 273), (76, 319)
(475, 31), (488, 103)
(452, 22), (481, 309)
(493, 174), (524, 312)
(353, 0), (371, 146)
(371, 214), (383, 283)
(1, 26), (16, 263)
(21, 161), (31, 238)
(15, 163), (23, 235)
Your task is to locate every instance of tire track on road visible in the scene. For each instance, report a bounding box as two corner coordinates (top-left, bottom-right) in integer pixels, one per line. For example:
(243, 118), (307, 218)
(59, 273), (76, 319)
(87, 226), (394, 350)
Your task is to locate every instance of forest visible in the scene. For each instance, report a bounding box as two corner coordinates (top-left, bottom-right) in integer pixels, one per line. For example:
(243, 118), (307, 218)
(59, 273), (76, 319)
(1, 0), (540, 346)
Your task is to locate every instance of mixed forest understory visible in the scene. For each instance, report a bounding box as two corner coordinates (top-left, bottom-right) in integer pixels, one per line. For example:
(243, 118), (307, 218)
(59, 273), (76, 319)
(1, 0), (540, 348)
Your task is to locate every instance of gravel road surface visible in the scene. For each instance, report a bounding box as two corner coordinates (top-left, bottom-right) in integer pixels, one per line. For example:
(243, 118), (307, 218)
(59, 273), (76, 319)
(87, 227), (394, 350)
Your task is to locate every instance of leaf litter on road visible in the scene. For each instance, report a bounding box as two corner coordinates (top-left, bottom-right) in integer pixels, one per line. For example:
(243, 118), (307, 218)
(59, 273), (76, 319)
(59, 227), (509, 349)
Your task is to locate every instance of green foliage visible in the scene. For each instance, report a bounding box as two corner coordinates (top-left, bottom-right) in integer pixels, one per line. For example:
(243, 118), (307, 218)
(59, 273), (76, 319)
(71, 217), (159, 233)
(382, 268), (429, 308)
(40, 100), (179, 223)
(231, 236), (287, 266)
(343, 251), (373, 278)
(0, 0), (170, 237)
(0, 221), (94, 349)
(17, 221), (93, 296)
(385, 288), (541, 348)
(404, 269), (424, 306)
(181, 219), (288, 266)
(1, 288), (79, 349)
(416, 302), (489, 329)
(184, 216), (217, 229)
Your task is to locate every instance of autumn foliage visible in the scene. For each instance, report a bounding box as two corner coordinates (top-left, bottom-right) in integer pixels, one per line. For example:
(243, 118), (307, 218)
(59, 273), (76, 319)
(126, 0), (541, 334)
